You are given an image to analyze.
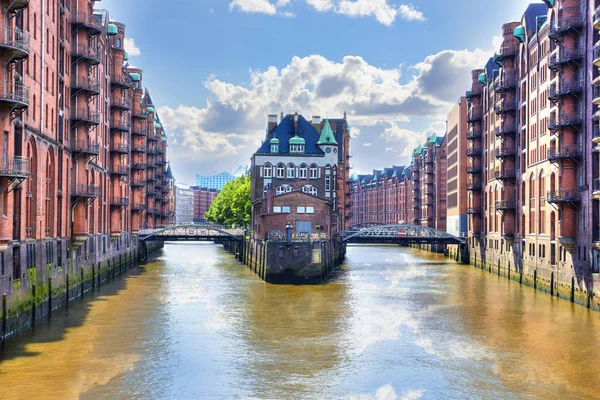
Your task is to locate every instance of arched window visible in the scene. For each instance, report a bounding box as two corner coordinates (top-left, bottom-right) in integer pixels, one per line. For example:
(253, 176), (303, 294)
(276, 163), (285, 178)
(309, 164), (318, 179)
(287, 163), (295, 178)
(299, 164), (308, 179)
(264, 163), (272, 178)
(116, 38), (121, 49)
(539, 170), (546, 199)
(276, 184), (293, 195)
(301, 185), (318, 196)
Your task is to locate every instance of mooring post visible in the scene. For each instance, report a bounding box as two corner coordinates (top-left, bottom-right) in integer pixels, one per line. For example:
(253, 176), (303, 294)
(80, 268), (84, 298)
(2, 294), (7, 348)
(31, 283), (36, 329)
(48, 277), (52, 318)
(66, 273), (70, 306)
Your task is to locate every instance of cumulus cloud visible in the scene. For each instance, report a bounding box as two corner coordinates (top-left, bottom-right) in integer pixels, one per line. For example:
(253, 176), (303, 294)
(124, 38), (141, 56)
(161, 45), (492, 181)
(228, 0), (425, 25)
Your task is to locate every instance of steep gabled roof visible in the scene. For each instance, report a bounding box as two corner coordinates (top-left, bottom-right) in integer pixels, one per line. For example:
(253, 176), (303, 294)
(317, 120), (338, 145)
(256, 114), (324, 156)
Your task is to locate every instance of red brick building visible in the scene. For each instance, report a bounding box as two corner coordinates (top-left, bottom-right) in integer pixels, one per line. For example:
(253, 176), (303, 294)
(191, 186), (219, 223)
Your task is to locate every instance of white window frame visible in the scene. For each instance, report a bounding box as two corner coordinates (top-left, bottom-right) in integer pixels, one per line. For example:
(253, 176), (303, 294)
(276, 164), (285, 178)
(264, 164), (272, 178)
(306, 206), (315, 214)
(287, 164), (295, 178)
(297, 206), (306, 214)
(282, 206), (291, 213)
(299, 165), (307, 179)
(310, 165), (318, 179)
(270, 144), (278, 153)
(273, 206), (282, 213)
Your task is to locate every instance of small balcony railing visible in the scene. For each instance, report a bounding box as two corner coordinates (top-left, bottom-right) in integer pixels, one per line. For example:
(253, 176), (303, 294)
(111, 75), (131, 89)
(132, 122), (148, 136)
(71, 108), (100, 124)
(467, 146), (482, 156)
(549, 79), (583, 99)
(466, 165), (481, 174)
(111, 97), (131, 110)
(495, 122), (516, 137)
(547, 190), (581, 204)
(71, 44), (101, 64)
(0, 27), (30, 61)
(71, 76), (100, 94)
(465, 87), (482, 99)
(495, 200), (516, 211)
(494, 99), (516, 114)
(132, 146), (145, 153)
(110, 197), (129, 207)
(132, 203), (147, 211)
(111, 166), (129, 176)
(548, 111), (583, 130)
(148, 148), (158, 155)
(593, 125), (600, 144)
(111, 119), (131, 131)
(548, 46), (584, 69)
(467, 110), (482, 123)
(71, 12), (103, 35)
(0, 81), (30, 109)
(72, 184), (100, 198)
(549, 7), (584, 38)
(466, 208), (481, 215)
(495, 43), (517, 61)
(132, 179), (147, 187)
(70, 140), (100, 155)
(132, 110), (147, 120)
(132, 163), (146, 170)
(494, 169), (516, 180)
(0, 156), (29, 178)
(110, 143), (130, 154)
(494, 73), (516, 92)
(467, 180), (482, 191)
(495, 146), (516, 158)
(547, 145), (583, 161)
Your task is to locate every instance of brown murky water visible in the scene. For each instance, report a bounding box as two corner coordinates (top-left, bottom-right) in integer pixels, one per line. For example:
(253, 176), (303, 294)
(1, 243), (599, 399)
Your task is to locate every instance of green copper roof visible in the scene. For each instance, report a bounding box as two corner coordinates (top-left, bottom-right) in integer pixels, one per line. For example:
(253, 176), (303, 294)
(392, 170), (398, 178)
(414, 145), (422, 155)
(317, 120), (338, 146)
(542, 0), (554, 7)
(161, 137), (167, 143)
(147, 106), (155, 113)
(107, 24), (118, 36)
(513, 25), (525, 43)
(124, 52), (129, 62)
(493, 53), (503, 67)
(269, 137), (280, 144)
(129, 72), (141, 82)
(429, 133), (437, 144)
(478, 73), (487, 86)
(155, 122), (161, 130)
(373, 172), (378, 182)
(289, 135), (306, 145)
(161, 131), (166, 136)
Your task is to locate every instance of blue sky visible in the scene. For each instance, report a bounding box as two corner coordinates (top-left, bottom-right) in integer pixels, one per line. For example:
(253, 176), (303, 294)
(100, 0), (533, 184)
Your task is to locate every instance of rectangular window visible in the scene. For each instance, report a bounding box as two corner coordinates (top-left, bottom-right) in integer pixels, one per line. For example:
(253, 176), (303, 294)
(287, 166), (294, 178)
(273, 206), (282, 213)
(282, 206), (291, 213)
(306, 207), (315, 214)
(325, 177), (331, 191)
(297, 206), (305, 214)
(264, 166), (272, 178)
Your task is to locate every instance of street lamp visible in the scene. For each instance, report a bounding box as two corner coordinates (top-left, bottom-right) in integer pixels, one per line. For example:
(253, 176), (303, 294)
(285, 223), (293, 243)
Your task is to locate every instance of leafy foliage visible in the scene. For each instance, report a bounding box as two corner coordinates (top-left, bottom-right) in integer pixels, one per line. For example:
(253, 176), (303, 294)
(205, 175), (250, 228)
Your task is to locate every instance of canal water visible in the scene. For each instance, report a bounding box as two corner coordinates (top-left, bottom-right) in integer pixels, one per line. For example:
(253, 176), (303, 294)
(1, 243), (600, 400)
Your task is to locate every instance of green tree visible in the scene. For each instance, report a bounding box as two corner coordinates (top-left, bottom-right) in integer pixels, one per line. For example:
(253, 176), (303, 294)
(205, 175), (250, 228)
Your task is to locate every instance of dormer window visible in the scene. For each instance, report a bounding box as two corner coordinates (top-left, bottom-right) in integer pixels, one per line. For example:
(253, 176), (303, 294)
(270, 144), (279, 153)
(289, 144), (305, 153)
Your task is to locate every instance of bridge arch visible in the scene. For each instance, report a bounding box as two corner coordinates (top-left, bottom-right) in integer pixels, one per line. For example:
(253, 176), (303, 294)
(343, 224), (464, 245)
(139, 224), (244, 242)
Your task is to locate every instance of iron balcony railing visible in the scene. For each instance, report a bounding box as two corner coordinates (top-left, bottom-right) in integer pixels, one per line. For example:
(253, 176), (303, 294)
(132, 110), (147, 120)
(494, 99), (516, 114)
(72, 184), (100, 198)
(132, 122), (149, 136)
(71, 44), (101, 64)
(131, 203), (147, 211)
(467, 146), (482, 156)
(594, 42), (600, 64)
(466, 129), (482, 140)
(548, 46), (584, 69)
(111, 75), (131, 88)
(0, 27), (30, 59)
(71, 108), (100, 124)
(148, 148), (158, 155)
(466, 165), (481, 174)
(495, 43), (517, 60)
(467, 180), (482, 191)
(111, 97), (131, 110)
(0, 156), (29, 177)
(0, 81), (30, 108)
(132, 163), (146, 170)
(494, 169), (516, 180)
(111, 119), (131, 131)
(593, 125), (600, 143)
(467, 110), (482, 123)
(131, 146), (145, 153)
(595, 6), (600, 26)
(111, 166), (129, 175)
(495, 146), (516, 157)
(494, 73), (517, 91)
(132, 179), (147, 187)
(593, 179), (600, 192)
(547, 145), (583, 161)
(71, 76), (100, 93)
(71, 12), (103, 34)
(495, 200), (516, 210)
(110, 197), (129, 207)
(548, 111), (583, 129)
(549, 79), (584, 99)
(70, 140), (100, 155)
(466, 208), (481, 215)
(7, 0), (28, 12)
(495, 122), (516, 136)
(547, 190), (581, 203)
(593, 85), (600, 104)
(465, 87), (482, 99)
(110, 143), (130, 154)
(549, 7), (584, 37)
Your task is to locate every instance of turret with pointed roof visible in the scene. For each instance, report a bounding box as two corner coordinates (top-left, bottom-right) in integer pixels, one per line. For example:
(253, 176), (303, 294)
(317, 120), (338, 146)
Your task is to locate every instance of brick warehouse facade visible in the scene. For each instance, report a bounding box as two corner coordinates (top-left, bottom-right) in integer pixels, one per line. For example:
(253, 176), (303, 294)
(0, 0), (170, 329)
(465, 0), (600, 303)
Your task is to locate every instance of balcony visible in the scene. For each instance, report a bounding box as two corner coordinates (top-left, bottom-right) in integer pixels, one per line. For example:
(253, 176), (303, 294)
(71, 44), (101, 65)
(465, 88), (482, 99)
(595, 42), (600, 67)
(111, 166), (129, 176)
(148, 148), (158, 155)
(549, 8), (584, 38)
(547, 145), (583, 161)
(466, 208), (481, 215)
(110, 119), (131, 132)
(466, 146), (482, 157)
(424, 156), (434, 164)
(70, 140), (100, 156)
(131, 203), (147, 211)
(110, 197), (129, 207)
(7, 0), (29, 12)
(71, 12), (103, 36)
(548, 111), (583, 130)
(548, 47), (584, 70)
(495, 146), (516, 158)
(466, 129), (481, 140)
(547, 190), (581, 204)
(466, 165), (481, 174)
(495, 122), (516, 137)
(132, 179), (147, 187)
(147, 174), (156, 182)
(466, 110), (482, 123)
(111, 75), (131, 89)
(132, 163), (146, 170)
(132, 122), (148, 136)
(131, 110), (147, 120)
(148, 132), (159, 141)
(495, 200), (516, 211)
(0, 27), (30, 62)
(147, 188), (157, 196)
(593, 85), (600, 106)
(131, 146), (145, 153)
(71, 77), (100, 95)
(595, 6), (600, 30)
(0, 81), (29, 110)
(594, 125), (600, 145)
(494, 74), (516, 92)
(110, 143), (130, 154)
(71, 108), (100, 125)
(494, 169), (516, 180)
(111, 97), (131, 111)
(494, 99), (516, 115)
(494, 44), (517, 61)
(467, 180), (482, 191)
(72, 184), (100, 198)
(502, 233), (515, 240)
(593, 179), (600, 200)
(549, 79), (583, 101)
(0, 156), (29, 179)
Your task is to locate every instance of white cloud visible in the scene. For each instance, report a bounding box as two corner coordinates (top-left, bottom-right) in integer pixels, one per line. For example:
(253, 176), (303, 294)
(228, 0), (425, 25)
(124, 38), (141, 56)
(342, 385), (425, 400)
(363, 142), (372, 147)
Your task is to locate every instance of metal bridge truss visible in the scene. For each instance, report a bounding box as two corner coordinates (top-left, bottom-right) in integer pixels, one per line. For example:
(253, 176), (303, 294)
(342, 224), (464, 245)
(139, 224), (244, 242)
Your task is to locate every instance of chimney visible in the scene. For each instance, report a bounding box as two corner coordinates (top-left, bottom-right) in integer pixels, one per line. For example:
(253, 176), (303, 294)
(267, 114), (278, 137)
(294, 112), (299, 134)
(312, 115), (322, 133)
